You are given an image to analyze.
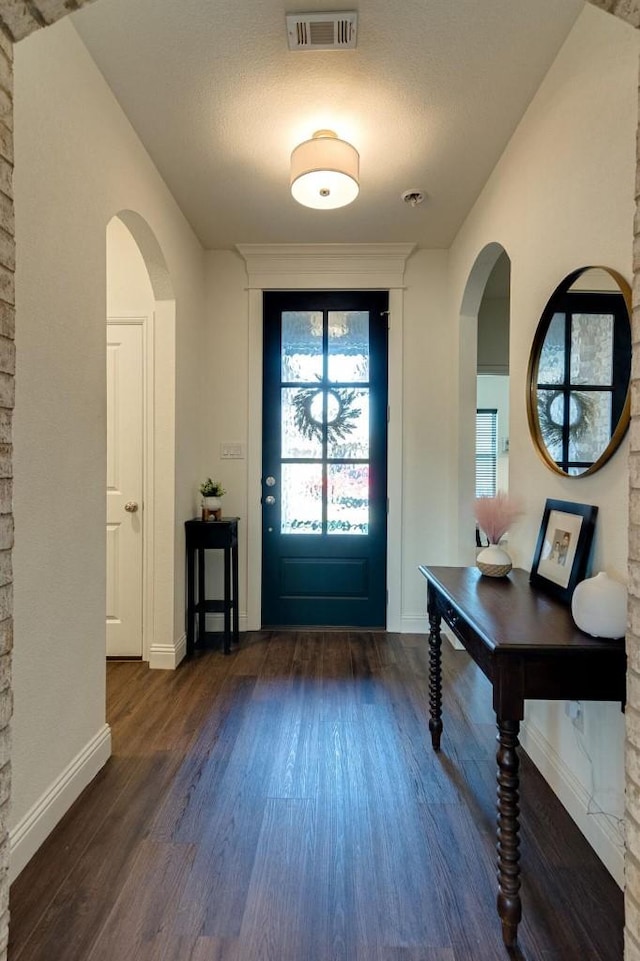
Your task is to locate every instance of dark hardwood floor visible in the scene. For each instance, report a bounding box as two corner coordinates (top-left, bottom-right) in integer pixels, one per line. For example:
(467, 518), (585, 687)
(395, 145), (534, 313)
(8, 632), (623, 960)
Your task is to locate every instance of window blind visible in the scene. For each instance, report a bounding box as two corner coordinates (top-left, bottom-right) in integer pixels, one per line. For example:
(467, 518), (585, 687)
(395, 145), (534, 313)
(476, 409), (497, 497)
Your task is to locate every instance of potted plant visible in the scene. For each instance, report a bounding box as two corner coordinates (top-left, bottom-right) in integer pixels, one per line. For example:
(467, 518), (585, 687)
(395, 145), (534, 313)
(199, 478), (226, 521)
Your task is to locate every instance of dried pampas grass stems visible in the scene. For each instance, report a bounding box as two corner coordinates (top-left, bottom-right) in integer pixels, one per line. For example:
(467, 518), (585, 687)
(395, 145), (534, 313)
(475, 493), (522, 545)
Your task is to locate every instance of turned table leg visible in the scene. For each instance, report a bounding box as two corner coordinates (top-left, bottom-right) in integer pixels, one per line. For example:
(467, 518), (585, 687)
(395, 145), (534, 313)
(428, 604), (443, 751)
(496, 716), (522, 947)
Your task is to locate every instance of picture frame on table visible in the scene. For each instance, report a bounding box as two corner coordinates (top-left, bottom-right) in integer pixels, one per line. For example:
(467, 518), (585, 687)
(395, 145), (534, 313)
(529, 498), (598, 605)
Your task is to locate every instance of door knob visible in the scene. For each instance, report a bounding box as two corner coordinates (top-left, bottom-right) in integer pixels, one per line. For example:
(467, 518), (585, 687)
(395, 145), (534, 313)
(264, 495), (276, 506)
(265, 476), (276, 487)
(124, 501), (139, 513)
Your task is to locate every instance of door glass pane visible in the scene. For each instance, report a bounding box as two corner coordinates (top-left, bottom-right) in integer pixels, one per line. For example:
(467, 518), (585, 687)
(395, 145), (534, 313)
(567, 390), (612, 462)
(281, 387), (323, 457)
(327, 388), (369, 459)
(538, 313), (565, 384)
(570, 314), (614, 385)
(327, 464), (369, 535)
(328, 311), (369, 382)
(281, 311), (323, 382)
(537, 389), (563, 460)
(281, 464), (323, 535)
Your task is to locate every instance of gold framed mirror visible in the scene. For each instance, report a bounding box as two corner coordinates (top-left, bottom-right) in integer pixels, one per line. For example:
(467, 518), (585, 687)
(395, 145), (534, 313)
(526, 266), (631, 477)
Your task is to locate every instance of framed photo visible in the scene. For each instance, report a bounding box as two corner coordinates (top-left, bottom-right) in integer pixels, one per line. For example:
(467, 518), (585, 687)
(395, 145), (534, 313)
(530, 499), (598, 604)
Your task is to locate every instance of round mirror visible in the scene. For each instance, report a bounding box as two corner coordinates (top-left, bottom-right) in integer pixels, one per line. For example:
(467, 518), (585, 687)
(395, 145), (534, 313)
(526, 266), (631, 477)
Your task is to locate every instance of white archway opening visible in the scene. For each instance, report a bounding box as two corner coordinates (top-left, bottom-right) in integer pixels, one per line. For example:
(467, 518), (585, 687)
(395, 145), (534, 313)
(106, 211), (177, 667)
(456, 242), (511, 563)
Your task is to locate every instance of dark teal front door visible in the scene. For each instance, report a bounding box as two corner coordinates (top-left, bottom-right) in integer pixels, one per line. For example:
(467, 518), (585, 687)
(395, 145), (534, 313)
(262, 290), (389, 628)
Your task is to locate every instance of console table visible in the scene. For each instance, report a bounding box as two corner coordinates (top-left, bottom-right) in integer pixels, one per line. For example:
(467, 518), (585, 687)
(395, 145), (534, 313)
(185, 518), (239, 656)
(419, 565), (625, 949)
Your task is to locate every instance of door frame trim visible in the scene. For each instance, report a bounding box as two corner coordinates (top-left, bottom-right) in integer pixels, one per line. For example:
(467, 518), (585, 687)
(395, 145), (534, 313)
(238, 243), (415, 632)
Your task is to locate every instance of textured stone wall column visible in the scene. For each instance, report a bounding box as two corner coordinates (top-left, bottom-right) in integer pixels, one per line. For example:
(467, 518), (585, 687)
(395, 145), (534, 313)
(0, 19), (12, 961)
(627, 148), (640, 956)
(588, 0), (640, 27)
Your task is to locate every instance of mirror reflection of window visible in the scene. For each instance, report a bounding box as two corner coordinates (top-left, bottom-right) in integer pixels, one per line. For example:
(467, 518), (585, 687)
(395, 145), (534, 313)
(529, 268), (631, 477)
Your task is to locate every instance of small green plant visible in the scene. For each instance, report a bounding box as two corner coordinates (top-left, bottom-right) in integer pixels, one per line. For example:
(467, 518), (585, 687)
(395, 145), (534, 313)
(199, 478), (226, 497)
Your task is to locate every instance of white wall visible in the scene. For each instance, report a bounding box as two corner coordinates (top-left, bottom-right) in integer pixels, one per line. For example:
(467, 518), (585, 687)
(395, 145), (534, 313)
(202, 250), (250, 620)
(203, 247), (453, 633)
(107, 217), (155, 317)
(10, 18), (206, 874)
(478, 298), (510, 374)
(448, 5), (638, 882)
(401, 249), (456, 622)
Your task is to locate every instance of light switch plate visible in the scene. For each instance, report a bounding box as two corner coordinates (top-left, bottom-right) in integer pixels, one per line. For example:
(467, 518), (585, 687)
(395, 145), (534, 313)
(220, 443), (244, 459)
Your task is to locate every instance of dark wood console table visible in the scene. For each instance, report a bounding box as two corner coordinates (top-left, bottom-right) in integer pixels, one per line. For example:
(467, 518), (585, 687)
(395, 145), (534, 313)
(419, 565), (625, 949)
(185, 518), (239, 656)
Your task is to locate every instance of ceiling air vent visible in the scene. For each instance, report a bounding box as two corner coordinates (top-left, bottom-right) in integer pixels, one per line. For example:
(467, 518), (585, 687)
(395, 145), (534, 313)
(286, 12), (358, 51)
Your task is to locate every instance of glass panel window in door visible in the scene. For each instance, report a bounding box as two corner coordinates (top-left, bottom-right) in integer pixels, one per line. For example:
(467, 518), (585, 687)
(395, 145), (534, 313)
(538, 313), (565, 384)
(326, 388), (370, 460)
(281, 463), (323, 535)
(281, 311), (323, 382)
(281, 387), (323, 458)
(327, 311), (370, 382)
(327, 464), (369, 535)
(570, 314), (614, 385)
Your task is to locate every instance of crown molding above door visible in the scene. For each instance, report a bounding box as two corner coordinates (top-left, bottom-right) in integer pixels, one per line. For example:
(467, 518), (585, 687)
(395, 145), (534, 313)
(236, 243), (416, 290)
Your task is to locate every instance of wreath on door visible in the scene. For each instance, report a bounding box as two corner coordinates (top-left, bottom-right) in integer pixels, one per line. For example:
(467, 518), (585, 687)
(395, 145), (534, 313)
(292, 387), (362, 445)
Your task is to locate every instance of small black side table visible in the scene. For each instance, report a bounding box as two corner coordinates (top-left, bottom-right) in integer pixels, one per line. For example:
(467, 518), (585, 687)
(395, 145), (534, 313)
(185, 517), (239, 655)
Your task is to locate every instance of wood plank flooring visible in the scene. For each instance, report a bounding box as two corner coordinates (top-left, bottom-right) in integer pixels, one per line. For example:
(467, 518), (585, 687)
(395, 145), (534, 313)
(8, 632), (624, 960)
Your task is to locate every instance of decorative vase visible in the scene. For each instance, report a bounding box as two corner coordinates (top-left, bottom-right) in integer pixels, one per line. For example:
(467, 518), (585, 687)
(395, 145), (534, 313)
(202, 496), (222, 521)
(477, 543), (512, 578)
(571, 572), (627, 639)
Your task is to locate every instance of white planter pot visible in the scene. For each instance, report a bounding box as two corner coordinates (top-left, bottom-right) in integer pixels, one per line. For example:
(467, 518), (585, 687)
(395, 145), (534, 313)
(571, 572), (627, 639)
(476, 543), (512, 578)
(202, 496), (222, 520)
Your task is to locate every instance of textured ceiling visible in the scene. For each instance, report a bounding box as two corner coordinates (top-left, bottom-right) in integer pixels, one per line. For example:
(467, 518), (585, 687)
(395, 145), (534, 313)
(71, 0), (584, 249)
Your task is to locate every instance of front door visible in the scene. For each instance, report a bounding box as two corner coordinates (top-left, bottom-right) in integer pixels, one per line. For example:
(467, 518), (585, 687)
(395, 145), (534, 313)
(106, 321), (144, 657)
(262, 291), (389, 627)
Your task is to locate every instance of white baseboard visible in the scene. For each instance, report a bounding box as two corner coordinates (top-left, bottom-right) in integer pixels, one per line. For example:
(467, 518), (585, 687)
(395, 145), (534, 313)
(149, 632), (187, 670)
(9, 723), (112, 882)
(399, 615), (428, 633)
(150, 618), (251, 671)
(399, 615), (463, 651)
(520, 717), (624, 888)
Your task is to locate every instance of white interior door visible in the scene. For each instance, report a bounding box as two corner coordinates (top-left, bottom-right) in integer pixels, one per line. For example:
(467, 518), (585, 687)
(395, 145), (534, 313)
(106, 322), (144, 657)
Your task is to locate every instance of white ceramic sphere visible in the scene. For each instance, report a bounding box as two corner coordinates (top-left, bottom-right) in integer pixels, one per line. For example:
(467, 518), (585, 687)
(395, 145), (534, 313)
(571, 572), (627, 639)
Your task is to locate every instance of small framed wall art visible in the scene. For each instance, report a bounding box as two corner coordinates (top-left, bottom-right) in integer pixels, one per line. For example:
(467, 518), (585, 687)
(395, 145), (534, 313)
(529, 498), (598, 604)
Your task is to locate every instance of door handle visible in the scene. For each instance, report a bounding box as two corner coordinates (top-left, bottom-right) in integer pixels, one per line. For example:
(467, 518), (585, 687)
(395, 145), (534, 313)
(265, 476), (276, 487)
(264, 495), (276, 506)
(124, 501), (139, 513)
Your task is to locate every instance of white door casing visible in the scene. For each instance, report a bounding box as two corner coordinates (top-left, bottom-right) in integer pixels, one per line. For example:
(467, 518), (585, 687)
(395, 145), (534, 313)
(106, 321), (144, 657)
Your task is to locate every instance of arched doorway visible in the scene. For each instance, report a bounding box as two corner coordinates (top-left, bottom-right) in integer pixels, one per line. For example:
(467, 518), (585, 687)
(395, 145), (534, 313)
(456, 242), (511, 563)
(106, 211), (177, 667)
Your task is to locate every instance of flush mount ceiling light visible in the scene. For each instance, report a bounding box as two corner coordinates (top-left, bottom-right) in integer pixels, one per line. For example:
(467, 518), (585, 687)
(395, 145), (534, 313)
(290, 130), (359, 210)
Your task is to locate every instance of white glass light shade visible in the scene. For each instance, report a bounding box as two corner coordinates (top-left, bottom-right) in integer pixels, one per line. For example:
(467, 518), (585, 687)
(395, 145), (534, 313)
(290, 130), (359, 210)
